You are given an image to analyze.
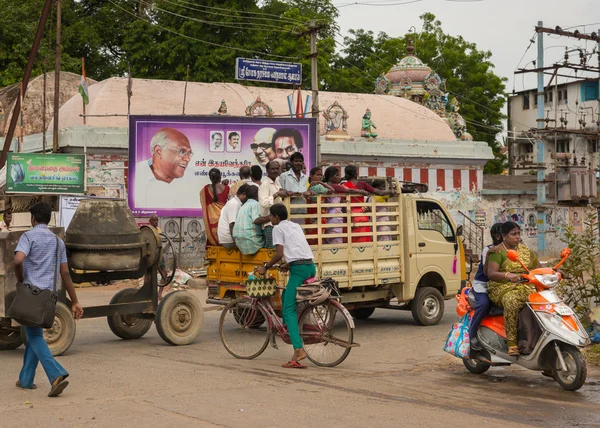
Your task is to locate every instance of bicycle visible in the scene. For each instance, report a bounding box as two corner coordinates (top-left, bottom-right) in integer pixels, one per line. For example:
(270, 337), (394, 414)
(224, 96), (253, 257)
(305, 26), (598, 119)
(218, 272), (357, 367)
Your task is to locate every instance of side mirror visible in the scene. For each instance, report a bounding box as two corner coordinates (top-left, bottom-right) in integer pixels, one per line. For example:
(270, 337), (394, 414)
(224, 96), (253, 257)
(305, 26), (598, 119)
(506, 249), (520, 262)
(560, 248), (572, 258)
(456, 225), (463, 237)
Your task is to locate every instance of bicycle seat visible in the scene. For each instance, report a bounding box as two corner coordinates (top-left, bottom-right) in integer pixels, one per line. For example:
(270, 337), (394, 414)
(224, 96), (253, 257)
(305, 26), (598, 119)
(303, 277), (318, 285)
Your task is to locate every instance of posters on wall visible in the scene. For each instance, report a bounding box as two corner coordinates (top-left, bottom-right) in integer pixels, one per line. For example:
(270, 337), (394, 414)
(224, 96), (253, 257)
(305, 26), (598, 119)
(570, 207), (583, 232)
(128, 115), (317, 217)
(6, 153), (85, 194)
(494, 208), (524, 227)
(524, 209), (538, 237)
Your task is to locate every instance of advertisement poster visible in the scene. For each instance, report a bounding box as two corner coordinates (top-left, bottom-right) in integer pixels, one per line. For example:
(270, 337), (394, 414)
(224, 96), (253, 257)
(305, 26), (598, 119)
(6, 153), (85, 194)
(524, 209), (537, 237)
(569, 207), (583, 232)
(129, 115), (317, 216)
(494, 208), (524, 226)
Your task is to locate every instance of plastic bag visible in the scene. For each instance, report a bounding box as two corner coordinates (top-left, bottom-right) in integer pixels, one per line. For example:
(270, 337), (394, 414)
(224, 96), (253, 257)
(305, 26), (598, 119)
(443, 313), (471, 358)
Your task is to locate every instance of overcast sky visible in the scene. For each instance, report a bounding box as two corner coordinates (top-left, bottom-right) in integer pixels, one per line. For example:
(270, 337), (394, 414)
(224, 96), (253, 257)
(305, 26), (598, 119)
(334, 0), (600, 94)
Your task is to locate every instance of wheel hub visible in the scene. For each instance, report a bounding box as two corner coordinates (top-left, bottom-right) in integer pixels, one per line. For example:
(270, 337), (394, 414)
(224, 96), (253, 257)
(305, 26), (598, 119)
(170, 303), (193, 334)
(423, 296), (439, 319)
(44, 316), (63, 345)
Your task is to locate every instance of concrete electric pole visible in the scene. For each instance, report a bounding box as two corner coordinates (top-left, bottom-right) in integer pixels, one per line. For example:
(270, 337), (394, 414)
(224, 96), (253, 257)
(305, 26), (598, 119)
(53, 0), (62, 153)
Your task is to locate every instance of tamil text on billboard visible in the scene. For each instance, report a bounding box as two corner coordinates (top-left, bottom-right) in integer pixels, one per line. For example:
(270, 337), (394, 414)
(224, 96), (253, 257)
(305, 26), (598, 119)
(6, 153), (85, 194)
(128, 115), (317, 217)
(235, 58), (302, 85)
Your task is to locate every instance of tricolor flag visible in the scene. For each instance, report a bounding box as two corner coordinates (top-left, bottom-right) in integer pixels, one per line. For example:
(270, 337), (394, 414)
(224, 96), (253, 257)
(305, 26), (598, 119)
(78, 58), (89, 105)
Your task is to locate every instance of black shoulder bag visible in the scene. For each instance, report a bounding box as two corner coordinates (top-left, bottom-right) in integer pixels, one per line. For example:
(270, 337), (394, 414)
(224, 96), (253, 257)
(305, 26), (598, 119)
(8, 236), (60, 329)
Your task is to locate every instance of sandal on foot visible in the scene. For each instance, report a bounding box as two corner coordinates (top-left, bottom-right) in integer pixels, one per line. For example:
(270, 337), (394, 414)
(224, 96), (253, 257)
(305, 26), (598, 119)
(48, 376), (69, 397)
(282, 360), (307, 369)
(16, 381), (37, 390)
(508, 346), (520, 356)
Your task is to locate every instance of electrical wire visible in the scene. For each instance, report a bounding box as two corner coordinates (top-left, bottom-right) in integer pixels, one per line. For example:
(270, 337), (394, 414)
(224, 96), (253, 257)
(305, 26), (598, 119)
(336, 0), (422, 7)
(107, 0), (303, 60)
(141, 0), (302, 33)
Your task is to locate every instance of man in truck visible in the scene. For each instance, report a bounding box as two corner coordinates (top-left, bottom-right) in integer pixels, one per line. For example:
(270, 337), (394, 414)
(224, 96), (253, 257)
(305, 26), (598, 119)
(257, 203), (315, 369)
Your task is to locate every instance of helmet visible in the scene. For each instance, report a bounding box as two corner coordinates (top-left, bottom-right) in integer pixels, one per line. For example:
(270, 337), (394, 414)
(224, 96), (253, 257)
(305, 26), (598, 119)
(296, 285), (330, 306)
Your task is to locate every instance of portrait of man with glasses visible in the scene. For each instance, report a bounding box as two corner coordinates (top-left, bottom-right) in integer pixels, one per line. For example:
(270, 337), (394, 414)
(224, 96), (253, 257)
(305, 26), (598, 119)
(251, 127), (277, 167)
(134, 127), (194, 208)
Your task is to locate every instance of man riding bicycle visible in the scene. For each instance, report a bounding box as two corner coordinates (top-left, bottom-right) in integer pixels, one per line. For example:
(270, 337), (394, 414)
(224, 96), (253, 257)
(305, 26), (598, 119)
(257, 203), (315, 369)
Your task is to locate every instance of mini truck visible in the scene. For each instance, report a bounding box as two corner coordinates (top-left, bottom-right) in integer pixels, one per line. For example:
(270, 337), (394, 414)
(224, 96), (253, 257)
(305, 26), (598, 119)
(206, 178), (468, 325)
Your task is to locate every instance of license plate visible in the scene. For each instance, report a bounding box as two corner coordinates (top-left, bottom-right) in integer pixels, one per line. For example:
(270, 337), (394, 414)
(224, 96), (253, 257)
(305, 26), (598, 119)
(555, 305), (573, 316)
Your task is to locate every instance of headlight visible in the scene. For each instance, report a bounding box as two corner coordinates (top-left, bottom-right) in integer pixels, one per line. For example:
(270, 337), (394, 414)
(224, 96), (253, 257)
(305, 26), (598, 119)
(534, 274), (559, 287)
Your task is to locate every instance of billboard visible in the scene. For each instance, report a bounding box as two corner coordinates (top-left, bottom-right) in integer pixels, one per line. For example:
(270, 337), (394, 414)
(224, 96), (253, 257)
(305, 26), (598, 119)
(235, 58), (302, 85)
(128, 115), (317, 217)
(6, 153), (85, 194)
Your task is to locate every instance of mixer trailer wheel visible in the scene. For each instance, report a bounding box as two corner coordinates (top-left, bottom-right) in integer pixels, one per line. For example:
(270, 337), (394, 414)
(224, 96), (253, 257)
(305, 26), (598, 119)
(155, 291), (204, 345)
(20, 302), (76, 356)
(107, 288), (153, 339)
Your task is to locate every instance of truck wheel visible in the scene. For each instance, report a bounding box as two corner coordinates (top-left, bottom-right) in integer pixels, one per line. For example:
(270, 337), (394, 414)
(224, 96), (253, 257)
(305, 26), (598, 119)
(410, 287), (444, 326)
(21, 302), (76, 356)
(350, 307), (375, 320)
(156, 291), (204, 345)
(0, 326), (23, 350)
(107, 288), (153, 339)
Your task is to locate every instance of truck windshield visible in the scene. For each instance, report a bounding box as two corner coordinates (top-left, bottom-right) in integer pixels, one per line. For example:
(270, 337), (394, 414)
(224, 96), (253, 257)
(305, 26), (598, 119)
(416, 201), (455, 242)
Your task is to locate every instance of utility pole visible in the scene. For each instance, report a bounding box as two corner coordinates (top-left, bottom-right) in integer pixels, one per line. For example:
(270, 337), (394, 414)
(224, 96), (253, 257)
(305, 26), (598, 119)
(309, 20), (320, 165)
(53, 0), (62, 153)
(535, 21), (546, 256)
(0, 0), (53, 168)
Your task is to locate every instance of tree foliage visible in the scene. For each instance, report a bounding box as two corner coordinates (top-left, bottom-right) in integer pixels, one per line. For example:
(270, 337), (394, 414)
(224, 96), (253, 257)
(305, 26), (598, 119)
(329, 13), (507, 173)
(1, 6), (506, 172)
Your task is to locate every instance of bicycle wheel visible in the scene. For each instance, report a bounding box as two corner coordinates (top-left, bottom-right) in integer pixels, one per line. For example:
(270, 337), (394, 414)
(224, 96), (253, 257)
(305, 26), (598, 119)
(299, 300), (354, 367)
(219, 298), (271, 360)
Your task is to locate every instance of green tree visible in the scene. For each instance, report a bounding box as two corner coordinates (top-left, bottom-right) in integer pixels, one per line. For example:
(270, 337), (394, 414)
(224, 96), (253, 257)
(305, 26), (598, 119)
(328, 13), (507, 173)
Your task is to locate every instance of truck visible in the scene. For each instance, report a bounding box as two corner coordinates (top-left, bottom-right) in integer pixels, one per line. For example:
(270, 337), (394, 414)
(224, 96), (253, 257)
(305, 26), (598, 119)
(206, 177), (469, 325)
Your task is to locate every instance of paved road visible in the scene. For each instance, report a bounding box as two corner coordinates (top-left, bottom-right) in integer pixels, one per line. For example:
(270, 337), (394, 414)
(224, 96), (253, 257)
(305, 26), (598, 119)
(1, 286), (599, 428)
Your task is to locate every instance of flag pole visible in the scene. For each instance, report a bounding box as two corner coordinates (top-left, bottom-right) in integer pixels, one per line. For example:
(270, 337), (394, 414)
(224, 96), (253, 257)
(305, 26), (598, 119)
(82, 57), (86, 125)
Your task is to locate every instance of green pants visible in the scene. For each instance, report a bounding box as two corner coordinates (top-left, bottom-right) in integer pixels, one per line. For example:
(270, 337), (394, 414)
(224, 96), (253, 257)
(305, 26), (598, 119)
(282, 263), (316, 350)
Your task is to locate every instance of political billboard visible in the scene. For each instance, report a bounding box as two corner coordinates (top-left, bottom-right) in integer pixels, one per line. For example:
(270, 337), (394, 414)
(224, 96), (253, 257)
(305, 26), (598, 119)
(128, 115), (317, 217)
(6, 153), (85, 195)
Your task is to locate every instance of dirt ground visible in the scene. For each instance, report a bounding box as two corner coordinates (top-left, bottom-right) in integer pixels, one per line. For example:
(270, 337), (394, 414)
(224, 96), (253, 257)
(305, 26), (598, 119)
(1, 286), (599, 428)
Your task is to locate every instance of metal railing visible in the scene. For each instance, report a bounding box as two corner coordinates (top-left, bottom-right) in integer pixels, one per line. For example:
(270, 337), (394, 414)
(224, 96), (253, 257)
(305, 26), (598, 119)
(457, 210), (484, 261)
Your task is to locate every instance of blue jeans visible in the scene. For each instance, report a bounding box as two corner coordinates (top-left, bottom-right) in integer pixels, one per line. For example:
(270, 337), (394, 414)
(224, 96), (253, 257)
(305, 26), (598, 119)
(469, 290), (491, 341)
(19, 327), (68, 387)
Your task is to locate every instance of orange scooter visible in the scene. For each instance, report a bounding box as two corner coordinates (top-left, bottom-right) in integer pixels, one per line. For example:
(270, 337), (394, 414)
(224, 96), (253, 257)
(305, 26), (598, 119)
(457, 248), (590, 391)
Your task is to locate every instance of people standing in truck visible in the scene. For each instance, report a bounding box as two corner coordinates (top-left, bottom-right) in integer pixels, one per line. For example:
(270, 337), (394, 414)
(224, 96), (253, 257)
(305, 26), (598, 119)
(279, 153), (312, 225)
(233, 185), (270, 255)
(259, 161), (289, 248)
(469, 223), (503, 351)
(342, 165), (395, 243)
(369, 180), (392, 241)
(218, 184), (250, 249)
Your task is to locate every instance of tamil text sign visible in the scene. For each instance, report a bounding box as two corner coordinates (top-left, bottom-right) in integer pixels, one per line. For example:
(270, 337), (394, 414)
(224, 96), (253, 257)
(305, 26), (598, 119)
(129, 115), (317, 217)
(235, 58), (302, 85)
(6, 153), (85, 194)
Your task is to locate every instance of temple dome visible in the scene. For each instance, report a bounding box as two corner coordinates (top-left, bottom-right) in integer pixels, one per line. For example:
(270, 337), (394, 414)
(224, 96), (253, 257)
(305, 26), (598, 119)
(383, 43), (433, 97)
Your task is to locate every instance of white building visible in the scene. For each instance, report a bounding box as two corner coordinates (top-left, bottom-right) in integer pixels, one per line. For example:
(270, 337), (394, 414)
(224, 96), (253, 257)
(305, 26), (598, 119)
(508, 78), (599, 176)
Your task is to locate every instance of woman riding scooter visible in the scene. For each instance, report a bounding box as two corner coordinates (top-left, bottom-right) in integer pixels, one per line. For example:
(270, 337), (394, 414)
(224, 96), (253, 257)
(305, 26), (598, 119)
(486, 221), (541, 356)
(469, 223), (503, 351)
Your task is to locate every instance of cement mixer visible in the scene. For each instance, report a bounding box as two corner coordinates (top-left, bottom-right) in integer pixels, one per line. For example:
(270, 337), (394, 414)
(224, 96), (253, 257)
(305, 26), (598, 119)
(0, 199), (204, 356)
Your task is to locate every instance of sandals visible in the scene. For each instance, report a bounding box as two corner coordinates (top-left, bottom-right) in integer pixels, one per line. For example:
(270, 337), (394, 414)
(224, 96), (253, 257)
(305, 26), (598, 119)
(508, 346), (520, 356)
(48, 376), (69, 397)
(282, 360), (307, 369)
(16, 381), (37, 390)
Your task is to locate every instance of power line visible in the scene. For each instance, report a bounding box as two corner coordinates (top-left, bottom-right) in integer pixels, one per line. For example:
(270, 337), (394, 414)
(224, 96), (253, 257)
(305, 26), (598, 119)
(142, 0), (302, 34)
(160, 0), (308, 26)
(336, 0), (422, 7)
(108, 0), (303, 60)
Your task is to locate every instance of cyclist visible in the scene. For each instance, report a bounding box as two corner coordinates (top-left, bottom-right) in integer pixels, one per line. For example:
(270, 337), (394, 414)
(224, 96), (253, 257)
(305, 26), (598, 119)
(257, 203), (315, 369)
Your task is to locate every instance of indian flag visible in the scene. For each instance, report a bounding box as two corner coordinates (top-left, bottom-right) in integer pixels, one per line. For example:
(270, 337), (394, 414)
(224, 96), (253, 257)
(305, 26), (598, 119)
(78, 60), (89, 105)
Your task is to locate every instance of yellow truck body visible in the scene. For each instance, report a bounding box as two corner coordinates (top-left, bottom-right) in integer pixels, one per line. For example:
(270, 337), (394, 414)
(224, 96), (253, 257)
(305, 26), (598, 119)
(207, 178), (467, 325)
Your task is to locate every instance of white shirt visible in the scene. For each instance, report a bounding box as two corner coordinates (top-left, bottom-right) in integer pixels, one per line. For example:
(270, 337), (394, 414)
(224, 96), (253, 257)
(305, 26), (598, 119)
(218, 196), (242, 245)
(259, 176), (282, 227)
(134, 159), (191, 209)
(272, 220), (313, 263)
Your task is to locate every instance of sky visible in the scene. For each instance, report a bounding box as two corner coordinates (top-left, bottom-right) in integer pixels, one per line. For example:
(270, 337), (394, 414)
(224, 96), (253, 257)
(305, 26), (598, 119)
(334, 0), (600, 94)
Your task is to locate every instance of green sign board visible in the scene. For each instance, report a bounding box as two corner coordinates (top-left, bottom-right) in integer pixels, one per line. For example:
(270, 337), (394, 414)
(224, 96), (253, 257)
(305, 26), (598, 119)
(6, 153), (85, 194)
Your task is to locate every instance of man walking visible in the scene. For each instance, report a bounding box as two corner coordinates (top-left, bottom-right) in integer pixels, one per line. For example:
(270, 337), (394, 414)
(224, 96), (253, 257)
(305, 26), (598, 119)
(14, 202), (83, 397)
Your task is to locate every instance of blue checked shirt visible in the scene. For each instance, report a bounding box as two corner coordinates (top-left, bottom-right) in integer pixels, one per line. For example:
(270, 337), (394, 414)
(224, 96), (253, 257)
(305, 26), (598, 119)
(15, 224), (67, 291)
(279, 170), (309, 214)
(232, 199), (264, 255)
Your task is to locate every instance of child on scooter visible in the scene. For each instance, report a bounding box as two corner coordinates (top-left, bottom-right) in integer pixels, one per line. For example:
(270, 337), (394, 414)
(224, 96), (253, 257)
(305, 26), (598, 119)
(470, 223), (503, 351)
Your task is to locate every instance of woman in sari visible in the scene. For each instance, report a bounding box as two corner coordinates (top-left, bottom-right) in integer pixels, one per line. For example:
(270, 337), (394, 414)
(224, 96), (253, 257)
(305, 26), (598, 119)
(200, 168), (230, 246)
(342, 165), (395, 243)
(322, 167), (368, 244)
(486, 221), (540, 356)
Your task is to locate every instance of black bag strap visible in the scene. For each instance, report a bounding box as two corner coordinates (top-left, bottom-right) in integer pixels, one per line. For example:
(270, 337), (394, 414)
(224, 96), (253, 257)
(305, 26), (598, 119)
(53, 235), (59, 295)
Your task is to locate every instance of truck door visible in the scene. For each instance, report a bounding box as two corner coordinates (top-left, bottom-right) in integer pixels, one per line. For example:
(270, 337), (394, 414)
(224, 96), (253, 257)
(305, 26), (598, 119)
(414, 200), (460, 293)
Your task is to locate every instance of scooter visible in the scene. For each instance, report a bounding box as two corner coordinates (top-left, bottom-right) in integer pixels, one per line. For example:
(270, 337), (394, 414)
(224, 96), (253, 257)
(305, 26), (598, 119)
(457, 248), (591, 391)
